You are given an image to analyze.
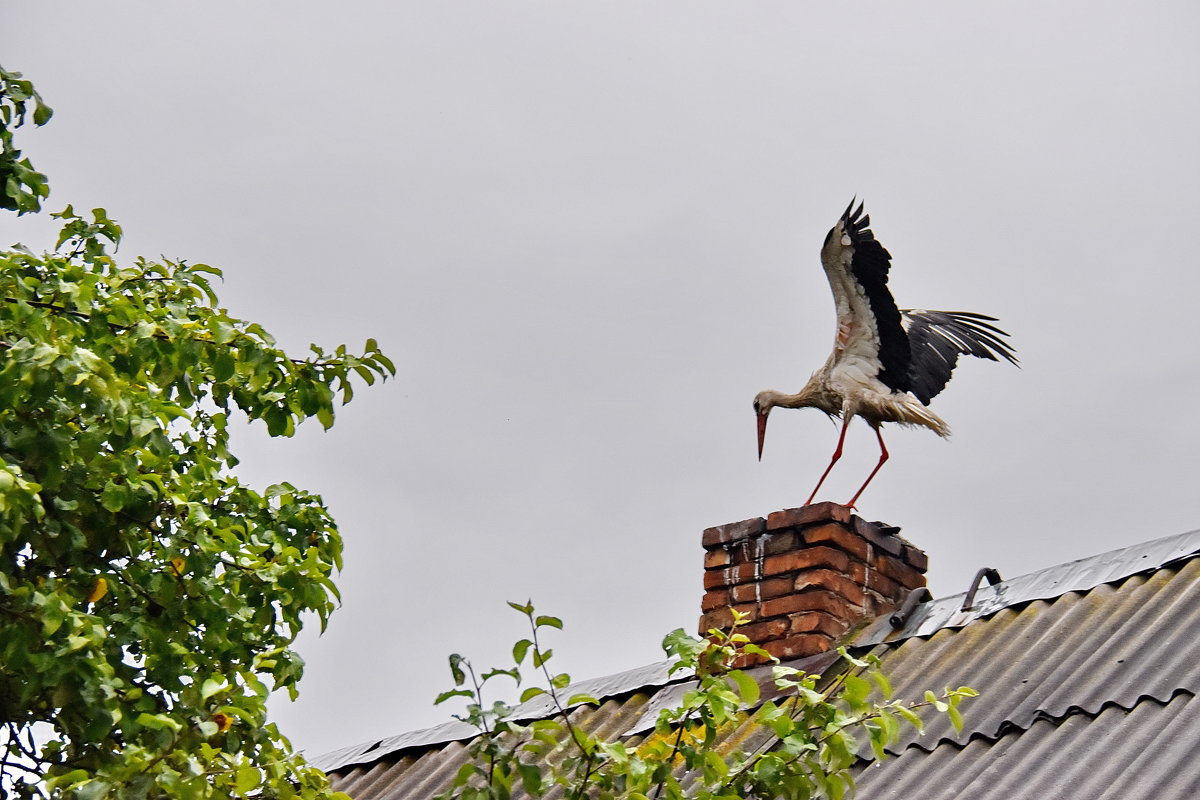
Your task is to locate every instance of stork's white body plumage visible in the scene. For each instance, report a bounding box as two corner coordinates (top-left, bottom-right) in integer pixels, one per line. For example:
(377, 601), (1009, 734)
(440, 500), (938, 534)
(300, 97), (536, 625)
(754, 200), (1017, 507)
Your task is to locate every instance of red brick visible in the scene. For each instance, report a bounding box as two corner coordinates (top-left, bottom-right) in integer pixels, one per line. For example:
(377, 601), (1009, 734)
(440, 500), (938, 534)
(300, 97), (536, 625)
(763, 634), (832, 660)
(765, 502), (852, 531)
(703, 568), (727, 591)
(789, 611), (851, 638)
(874, 553), (928, 592)
(759, 576), (801, 600)
(702, 517), (765, 548)
(738, 617), (790, 644)
(701, 588), (730, 612)
(803, 522), (871, 562)
(729, 651), (770, 669)
(730, 576), (789, 604)
(793, 568), (869, 609)
(760, 589), (863, 622)
(704, 548), (731, 569)
(901, 542), (929, 572)
(848, 561), (905, 602)
(762, 546), (850, 578)
(852, 516), (904, 556)
(703, 562), (761, 590)
(730, 583), (756, 604)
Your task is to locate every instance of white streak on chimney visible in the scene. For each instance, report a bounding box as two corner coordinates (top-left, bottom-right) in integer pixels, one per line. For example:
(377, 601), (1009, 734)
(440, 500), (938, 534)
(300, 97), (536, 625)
(865, 542), (874, 611)
(752, 536), (765, 603)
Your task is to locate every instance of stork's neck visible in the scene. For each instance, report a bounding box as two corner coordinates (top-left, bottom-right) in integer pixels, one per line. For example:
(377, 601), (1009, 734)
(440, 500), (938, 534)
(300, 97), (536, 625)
(759, 384), (825, 411)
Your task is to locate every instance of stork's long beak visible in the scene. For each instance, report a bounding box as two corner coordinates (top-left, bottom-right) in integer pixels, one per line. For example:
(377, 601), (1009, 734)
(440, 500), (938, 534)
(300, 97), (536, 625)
(756, 412), (768, 461)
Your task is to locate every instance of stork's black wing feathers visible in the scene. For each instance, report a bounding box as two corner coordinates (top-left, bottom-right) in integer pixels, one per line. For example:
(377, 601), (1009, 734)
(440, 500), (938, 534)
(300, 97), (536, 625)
(842, 200), (911, 393)
(902, 310), (1019, 404)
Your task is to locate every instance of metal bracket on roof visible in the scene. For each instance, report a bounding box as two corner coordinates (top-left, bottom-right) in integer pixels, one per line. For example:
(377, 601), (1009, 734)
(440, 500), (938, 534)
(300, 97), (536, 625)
(961, 567), (1002, 611)
(889, 586), (933, 628)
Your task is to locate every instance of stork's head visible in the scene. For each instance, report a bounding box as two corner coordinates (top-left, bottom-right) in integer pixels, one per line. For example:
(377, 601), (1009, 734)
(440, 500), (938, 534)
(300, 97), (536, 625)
(752, 390), (779, 461)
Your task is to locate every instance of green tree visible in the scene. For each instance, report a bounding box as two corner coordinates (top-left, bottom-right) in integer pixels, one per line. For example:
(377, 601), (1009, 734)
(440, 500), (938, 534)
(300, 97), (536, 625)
(0, 65), (52, 214)
(438, 605), (976, 800)
(1, 70), (393, 798)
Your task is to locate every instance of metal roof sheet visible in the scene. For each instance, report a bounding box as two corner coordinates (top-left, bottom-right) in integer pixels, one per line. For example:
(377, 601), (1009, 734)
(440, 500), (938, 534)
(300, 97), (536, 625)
(864, 558), (1200, 755)
(852, 692), (1200, 800)
(312, 661), (679, 772)
(328, 694), (659, 800)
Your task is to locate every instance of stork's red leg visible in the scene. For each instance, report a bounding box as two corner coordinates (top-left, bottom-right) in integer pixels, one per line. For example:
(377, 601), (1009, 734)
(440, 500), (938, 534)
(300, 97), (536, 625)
(805, 417), (852, 506)
(846, 425), (889, 509)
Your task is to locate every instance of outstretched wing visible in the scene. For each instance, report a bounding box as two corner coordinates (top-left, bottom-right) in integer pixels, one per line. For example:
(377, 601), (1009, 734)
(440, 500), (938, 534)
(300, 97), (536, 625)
(901, 310), (1018, 404)
(823, 199), (911, 393)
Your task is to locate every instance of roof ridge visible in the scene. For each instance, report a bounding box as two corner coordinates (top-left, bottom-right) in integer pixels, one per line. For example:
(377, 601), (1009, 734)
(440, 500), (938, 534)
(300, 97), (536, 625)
(855, 528), (1200, 647)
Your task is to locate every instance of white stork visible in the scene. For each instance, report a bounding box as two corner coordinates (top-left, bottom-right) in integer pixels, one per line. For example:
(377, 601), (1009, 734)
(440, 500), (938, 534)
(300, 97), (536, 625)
(754, 200), (1017, 508)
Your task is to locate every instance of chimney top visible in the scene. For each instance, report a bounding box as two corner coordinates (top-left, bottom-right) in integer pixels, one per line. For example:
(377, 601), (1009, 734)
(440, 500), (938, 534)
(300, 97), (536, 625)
(700, 502), (927, 666)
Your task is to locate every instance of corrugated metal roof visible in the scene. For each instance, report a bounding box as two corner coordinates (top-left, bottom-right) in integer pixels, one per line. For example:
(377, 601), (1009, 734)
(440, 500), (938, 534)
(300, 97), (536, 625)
(864, 559), (1200, 756)
(313, 661), (680, 772)
(852, 693), (1200, 800)
(329, 694), (659, 800)
(321, 528), (1200, 798)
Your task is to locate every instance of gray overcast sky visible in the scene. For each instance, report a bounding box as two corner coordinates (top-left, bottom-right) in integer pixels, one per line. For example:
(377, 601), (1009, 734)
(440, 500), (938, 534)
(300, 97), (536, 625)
(4, 0), (1199, 759)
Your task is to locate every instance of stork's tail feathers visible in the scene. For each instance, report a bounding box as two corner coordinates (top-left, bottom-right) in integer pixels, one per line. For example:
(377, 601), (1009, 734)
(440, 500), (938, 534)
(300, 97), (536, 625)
(897, 400), (952, 438)
(851, 391), (952, 438)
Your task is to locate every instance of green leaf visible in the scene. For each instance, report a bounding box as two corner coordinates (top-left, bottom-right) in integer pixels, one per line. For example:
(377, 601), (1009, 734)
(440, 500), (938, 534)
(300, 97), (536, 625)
(842, 674), (872, 709)
(947, 704), (965, 733)
(519, 687), (547, 703)
(517, 763), (543, 795)
(32, 101), (53, 126)
(534, 615), (563, 630)
(200, 677), (227, 701)
(234, 766), (262, 794)
(212, 349), (236, 382)
(435, 689), (474, 705)
(895, 704), (925, 732)
(566, 693), (598, 706)
(99, 481), (129, 512)
(507, 600), (534, 615)
(728, 669), (761, 706)
(868, 668), (893, 700)
(448, 653), (467, 686)
(512, 638), (532, 665)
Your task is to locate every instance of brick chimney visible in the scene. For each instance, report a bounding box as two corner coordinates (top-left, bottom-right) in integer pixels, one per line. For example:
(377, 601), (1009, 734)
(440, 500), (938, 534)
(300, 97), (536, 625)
(700, 502), (927, 665)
